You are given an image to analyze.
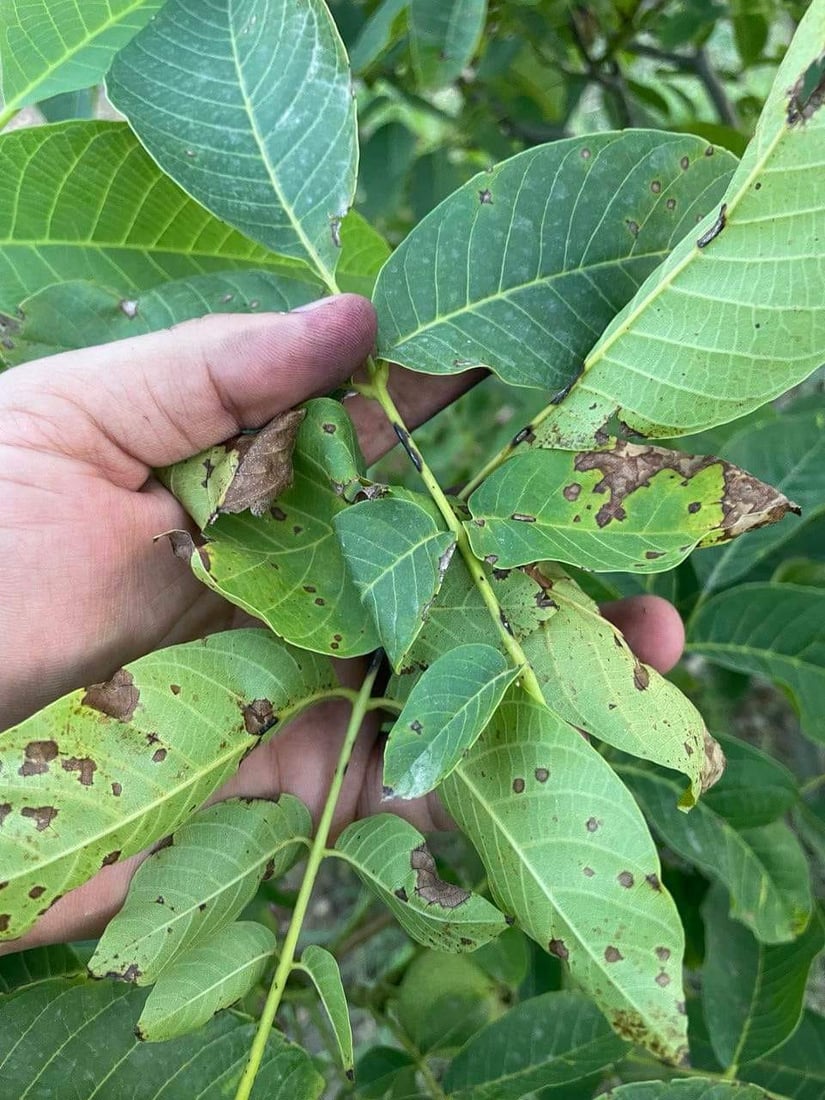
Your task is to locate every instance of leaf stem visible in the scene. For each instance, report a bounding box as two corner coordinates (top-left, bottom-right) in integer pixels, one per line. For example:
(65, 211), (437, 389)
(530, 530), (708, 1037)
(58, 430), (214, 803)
(364, 357), (546, 706)
(234, 657), (381, 1100)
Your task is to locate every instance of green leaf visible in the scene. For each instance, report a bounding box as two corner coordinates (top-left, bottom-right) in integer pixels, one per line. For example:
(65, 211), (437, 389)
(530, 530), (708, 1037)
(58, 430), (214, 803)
(519, 566), (714, 806)
(354, 1046), (416, 1099)
(37, 87), (96, 122)
(373, 131), (735, 391)
(349, 0), (409, 75)
(471, 926), (530, 987)
(466, 440), (796, 573)
(740, 1010), (825, 1099)
(383, 643), (519, 799)
(537, 2), (825, 445)
(409, 0), (487, 90)
(107, 0), (358, 287)
(702, 735), (798, 828)
(0, 122), (317, 314)
(0, 0), (162, 120)
(617, 758), (812, 943)
(334, 495), (456, 671)
(137, 920), (276, 1041)
(89, 795), (310, 984)
(607, 1081), (776, 1099)
(440, 695), (689, 1064)
(2, 272), (320, 366)
(688, 583), (825, 740)
(702, 883), (825, 1069)
(334, 814), (508, 952)
(336, 209), (392, 297)
(163, 400), (380, 657)
(0, 629), (335, 942)
(0, 944), (86, 994)
(442, 990), (628, 1099)
(298, 945), (354, 1078)
(0, 977), (324, 1098)
(694, 408), (825, 592)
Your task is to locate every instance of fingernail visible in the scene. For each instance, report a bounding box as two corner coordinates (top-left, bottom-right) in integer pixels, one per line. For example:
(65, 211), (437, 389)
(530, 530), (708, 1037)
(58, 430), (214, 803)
(292, 296), (337, 313)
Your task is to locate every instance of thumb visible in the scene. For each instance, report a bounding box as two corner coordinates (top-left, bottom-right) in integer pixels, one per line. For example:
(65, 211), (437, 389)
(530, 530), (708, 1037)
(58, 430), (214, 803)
(1, 294), (376, 487)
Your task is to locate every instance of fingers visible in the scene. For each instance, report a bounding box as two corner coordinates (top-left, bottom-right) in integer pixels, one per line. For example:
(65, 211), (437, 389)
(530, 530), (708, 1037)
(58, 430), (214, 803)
(0, 295), (377, 488)
(600, 594), (686, 673)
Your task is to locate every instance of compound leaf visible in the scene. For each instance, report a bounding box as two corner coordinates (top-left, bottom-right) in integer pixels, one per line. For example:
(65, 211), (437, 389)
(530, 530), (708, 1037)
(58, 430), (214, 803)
(298, 946), (354, 1078)
(334, 814), (508, 952)
(108, 0), (358, 287)
(466, 440), (796, 573)
(0, 122), (317, 315)
(89, 795), (310, 985)
(0, 629), (335, 942)
(373, 131), (734, 391)
(440, 694), (689, 1064)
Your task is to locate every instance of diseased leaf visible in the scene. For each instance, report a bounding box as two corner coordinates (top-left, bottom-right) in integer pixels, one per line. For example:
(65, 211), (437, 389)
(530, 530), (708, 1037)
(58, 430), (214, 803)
(216, 410), (307, 518)
(740, 1010), (825, 1099)
(334, 495), (456, 671)
(373, 132), (734, 391)
(0, 630), (335, 941)
(162, 400), (380, 657)
(137, 921), (276, 1041)
(688, 584), (825, 740)
(89, 796), (310, 985)
(0, 0), (162, 117)
(384, 644), (519, 799)
(702, 735), (798, 828)
(108, 0), (358, 286)
(2, 273), (319, 367)
(0, 977), (323, 1098)
(537, 2), (825, 445)
(519, 566), (716, 806)
(702, 883), (825, 1068)
(298, 946), (354, 1078)
(466, 440), (797, 573)
(440, 694), (689, 1064)
(409, 0), (487, 90)
(442, 990), (628, 1099)
(617, 757), (812, 943)
(695, 408), (825, 591)
(0, 122), (318, 315)
(334, 814), (508, 952)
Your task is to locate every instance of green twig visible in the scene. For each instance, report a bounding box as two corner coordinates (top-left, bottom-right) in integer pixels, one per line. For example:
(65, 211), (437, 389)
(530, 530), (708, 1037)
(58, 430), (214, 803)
(234, 657), (381, 1100)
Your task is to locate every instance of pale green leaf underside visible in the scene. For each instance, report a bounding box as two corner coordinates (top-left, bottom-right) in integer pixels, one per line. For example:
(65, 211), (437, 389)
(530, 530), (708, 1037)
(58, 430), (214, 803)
(618, 757), (812, 943)
(521, 566), (708, 804)
(298, 945), (354, 1076)
(539, 0), (825, 444)
(0, 979), (324, 1098)
(694, 408), (824, 592)
(688, 583), (825, 740)
(0, 0), (163, 116)
(373, 131), (735, 391)
(89, 795), (310, 985)
(443, 990), (628, 1099)
(107, 0), (358, 287)
(334, 814), (508, 952)
(466, 440), (794, 573)
(384, 643), (519, 800)
(334, 495), (456, 671)
(702, 883), (825, 1068)
(440, 695), (688, 1063)
(0, 629), (335, 941)
(410, 0), (487, 90)
(3, 272), (319, 366)
(0, 122), (318, 314)
(137, 920), (276, 1041)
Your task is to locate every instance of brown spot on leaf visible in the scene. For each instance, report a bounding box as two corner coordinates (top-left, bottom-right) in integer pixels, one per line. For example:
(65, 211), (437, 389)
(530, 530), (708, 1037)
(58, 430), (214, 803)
(718, 463), (798, 540)
(314, 596), (325, 606)
(651, 180), (661, 193)
(510, 512), (536, 523)
(21, 806), (58, 831)
(82, 668), (140, 722)
(688, 501), (701, 514)
(478, 188), (493, 204)
(700, 729), (726, 793)
(626, 219), (639, 237)
(492, 567), (511, 581)
(633, 662), (650, 691)
(102, 850), (121, 867)
(19, 740), (59, 777)
(583, 866), (595, 877)
(270, 506), (287, 521)
(563, 483), (581, 501)
(322, 422), (337, 434)
(666, 197), (676, 210)
(0, 804), (10, 826)
(644, 550), (664, 560)
(243, 698), (276, 736)
(409, 720), (423, 734)
(198, 902), (207, 912)
(656, 946), (671, 962)
(548, 939), (569, 960)
(28, 885), (46, 899)
(394, 887), (409, 902)
(787, 57), (825, 124)
(62, 757), (97, 787)
(155, 895), (165, 905)
(0, 915), (9, 932)
(618, 871), (635, 888)
(680, 155), (690, 170)
(646, 873), (662, 891)
(605, 945), (623, 962)
(512, 777), (525, 794)
(535, 767), (549, 783)
(112, 782), (122, 797)
(262, 858), (276, 881)
(676, 1000), (686, 1015)
(108, 962), (141, 983)
(656, 970), (671, 987)
(586, 817), (600, 832)
(152, 749), (167, 763)
(0, 882), (7, 890)
(170, 684), (181, 695)
(411, 844), (470, 908)
(219, 408), (306, 517)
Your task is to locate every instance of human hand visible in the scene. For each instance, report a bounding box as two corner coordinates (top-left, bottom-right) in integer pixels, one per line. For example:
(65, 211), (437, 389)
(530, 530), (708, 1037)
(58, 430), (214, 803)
(0, 294), (684, 952)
